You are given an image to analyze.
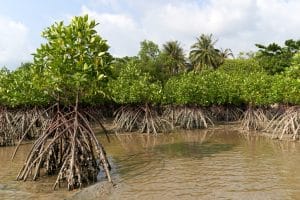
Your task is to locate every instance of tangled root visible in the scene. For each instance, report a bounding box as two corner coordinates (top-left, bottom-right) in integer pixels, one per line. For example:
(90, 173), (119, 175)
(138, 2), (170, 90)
(163, 106), (214, 129)
(14, 102), (111, 190)
(265, 106), (300, 140)
(113, 104), (172, 134)
(210, 105), (243, 122)
(241, 107), (277, 131)
(0, 107), (50, 146)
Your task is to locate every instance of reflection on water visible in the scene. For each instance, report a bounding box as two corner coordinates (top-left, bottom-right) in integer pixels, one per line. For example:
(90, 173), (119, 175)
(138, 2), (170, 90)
(107, 127), (300, 200)
(0, 125), (300, 200)
(154, 142), (234, 158)
(0, 145), (75, 200)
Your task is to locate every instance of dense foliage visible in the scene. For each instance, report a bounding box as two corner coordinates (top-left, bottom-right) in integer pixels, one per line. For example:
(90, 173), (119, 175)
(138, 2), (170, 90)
(32, 15), (112, 105)
(0, 63), (49, 107)
(109, 62), (162, 104)
(255, 39), (300, 74)
(0, 16), (299, 109)
(163, 69), (299, 107)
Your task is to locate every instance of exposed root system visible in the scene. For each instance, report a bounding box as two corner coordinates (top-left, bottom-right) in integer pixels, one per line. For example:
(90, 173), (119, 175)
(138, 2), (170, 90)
(139, 104), (172, 134)
(15, 100), (112, 190)
(113, 106), (141, 132)
(210, 105), (243, 122)
(241, 107), (271, 131)
(113, 104), (172, 134)
(265, 106), (300, 140)
(0, 107), (49, 146)
(0, 108), (14, 146)
(80, 107), (105, 125)
(164, 106), (214, 129)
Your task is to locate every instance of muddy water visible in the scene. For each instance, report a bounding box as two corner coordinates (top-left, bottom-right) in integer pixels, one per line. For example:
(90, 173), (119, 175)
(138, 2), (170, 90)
(0, 125), (300, 200)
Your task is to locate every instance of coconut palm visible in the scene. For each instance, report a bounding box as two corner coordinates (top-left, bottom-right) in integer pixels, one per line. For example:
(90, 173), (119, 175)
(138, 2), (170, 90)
(189, 34), (220, 71)
(162, 40), (186, 75)
(218, 48), (234, 65)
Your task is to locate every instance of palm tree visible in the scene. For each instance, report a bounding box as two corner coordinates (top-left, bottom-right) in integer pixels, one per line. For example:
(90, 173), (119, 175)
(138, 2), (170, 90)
(218, 48), (234, 65)
(162, 40), (186, 75)
(189, 34), (220, 71)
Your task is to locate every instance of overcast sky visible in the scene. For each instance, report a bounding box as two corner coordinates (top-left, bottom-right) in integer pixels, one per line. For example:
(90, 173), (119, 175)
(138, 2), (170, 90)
(1, 0), (300, 70)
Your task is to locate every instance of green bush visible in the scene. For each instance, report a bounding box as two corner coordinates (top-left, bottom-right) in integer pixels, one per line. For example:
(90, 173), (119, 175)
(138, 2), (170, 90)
(271, 75), (300, 105)
(109, 62), (162, 104)
(163, 70), (243, 106)
(218, 59), (264, 74)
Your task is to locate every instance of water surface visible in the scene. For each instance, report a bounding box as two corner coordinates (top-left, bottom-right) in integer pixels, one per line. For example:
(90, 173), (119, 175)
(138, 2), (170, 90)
(0, 125), (299, 200)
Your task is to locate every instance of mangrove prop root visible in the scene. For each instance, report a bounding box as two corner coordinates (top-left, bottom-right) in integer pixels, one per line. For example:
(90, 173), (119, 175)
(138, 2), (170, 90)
(113, 106), (142, 132)
(15, 104), (112, 190)
(113, 105), (172, 134)
(264, 106), (300, 140)
(164, 106), (214, 129)
(241, 107), (273, 131)
(210, 106), (243, 122)
(0, 107), (50, 147)
(139, 104), (172, 134)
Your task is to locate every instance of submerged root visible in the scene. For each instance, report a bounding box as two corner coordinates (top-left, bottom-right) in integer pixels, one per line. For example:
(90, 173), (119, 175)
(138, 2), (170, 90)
(241, 107), (272, 131)
(113, 105), (172, 134)
(264, 106), (300, 140)
(164, 106), (214, 129)
(15, 104), (111, 190)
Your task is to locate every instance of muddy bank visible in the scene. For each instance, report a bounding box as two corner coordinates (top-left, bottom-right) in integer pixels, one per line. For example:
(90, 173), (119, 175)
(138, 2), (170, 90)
(68, 181), (114, 200)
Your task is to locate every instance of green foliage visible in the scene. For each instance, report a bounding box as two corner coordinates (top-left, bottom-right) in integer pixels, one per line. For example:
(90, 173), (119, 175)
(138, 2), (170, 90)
(0, 67), (10, 105)
(271, 75), (300, 105)
(138, 40), (160, 62)
(163, 71), (243, 106)
(1, 21), (300, 109)
(255, 39), (300, 74)
(162, 40), (186, 75)
(240, 72), (276, 106)
(218, 59), (264, 74)
(33, 15), (112, 104)
(204, 71), (242, 105)
(164, 67), (299, 107)
(109, 62), (162, 104)
(283, 52), (300, 79)
(111, 56), (138, 78)
(0, 63), (50, 107)
(136, 40), (168, 82)
(189, 34), (222, 71)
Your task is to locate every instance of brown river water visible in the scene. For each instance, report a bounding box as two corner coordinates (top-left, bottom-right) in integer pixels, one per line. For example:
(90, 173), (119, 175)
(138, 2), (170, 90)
(0, 124), (299, 200)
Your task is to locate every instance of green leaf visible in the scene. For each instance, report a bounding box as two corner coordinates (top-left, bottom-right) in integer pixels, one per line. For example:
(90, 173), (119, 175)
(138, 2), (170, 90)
(97, 74), (106, 80)
(83, 63), (89, 70)
(98, 52), (105, 57)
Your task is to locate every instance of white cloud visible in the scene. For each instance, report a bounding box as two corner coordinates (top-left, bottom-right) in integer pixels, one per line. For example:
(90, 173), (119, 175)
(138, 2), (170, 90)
(81, 6), (146, 57)
(0, 16), (32, 70)
(2, 0), (300, 69)
(81, 0), (300, 57)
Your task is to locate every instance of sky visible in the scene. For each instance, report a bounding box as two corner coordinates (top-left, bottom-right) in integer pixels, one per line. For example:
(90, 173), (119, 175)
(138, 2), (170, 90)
(1, 0), (300, 70)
